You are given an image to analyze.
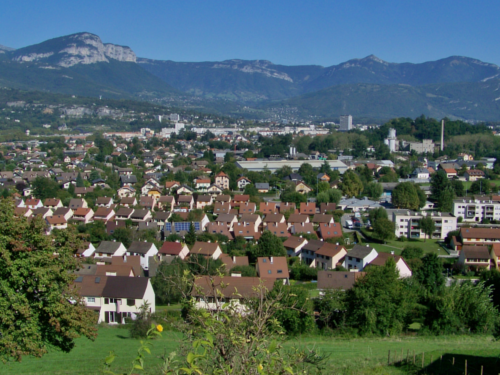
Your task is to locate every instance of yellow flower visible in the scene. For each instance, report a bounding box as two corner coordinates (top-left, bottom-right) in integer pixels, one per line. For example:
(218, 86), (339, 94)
(258, 364), (263, 371)
(156, 324), (163, 332)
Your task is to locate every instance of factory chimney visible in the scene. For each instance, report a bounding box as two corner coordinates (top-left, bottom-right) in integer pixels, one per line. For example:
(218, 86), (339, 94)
(440, 119), (444, 151)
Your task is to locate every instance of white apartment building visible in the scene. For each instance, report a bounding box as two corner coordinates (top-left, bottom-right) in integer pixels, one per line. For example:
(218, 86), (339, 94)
(393, 210), (457, 240)
(453, 197), (500, 222)
(339, 115), (353, 131)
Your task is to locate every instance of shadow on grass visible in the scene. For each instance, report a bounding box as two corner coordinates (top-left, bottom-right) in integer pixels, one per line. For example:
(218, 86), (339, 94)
(392, 353), (500, 374)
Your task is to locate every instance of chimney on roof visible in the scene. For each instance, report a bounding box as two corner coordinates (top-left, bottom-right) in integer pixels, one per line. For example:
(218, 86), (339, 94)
(270, 257), (273, 264)
(124, 255), (127, 263)
(233, 256), (236, 263)
(391, 251), (394, 255)
(366, 244), (369, 247)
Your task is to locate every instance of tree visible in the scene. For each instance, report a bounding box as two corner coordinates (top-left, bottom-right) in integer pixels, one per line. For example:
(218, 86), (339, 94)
(0, 199), (96, 361)
(32, 177), (60, 200)
(185, 222), (197, 246)
(415, 253), (445, 293)
(368, 207), (388, 225)
(373, 218), (395, 244)
(451, 180), (465, 197)
(341, 171), (364, 198)
(430, 170), (451, 200)
(229, 265), (257, 277)
(414, 184), (427, 208)
(243, 184), (258, 196)
(419, 216), (436, 242)
(436, 185), (455, 212)
(251, 230), (286, 262)
(392, 182), (419, 210)
(401, 246), (424, 260)
(76, 172), (85, 188)
(111, 227), (134, 248)
(364, 181), (383, 200)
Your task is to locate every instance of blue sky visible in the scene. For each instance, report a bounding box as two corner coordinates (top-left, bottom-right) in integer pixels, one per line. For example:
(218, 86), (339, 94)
(2, 0), (500, 67)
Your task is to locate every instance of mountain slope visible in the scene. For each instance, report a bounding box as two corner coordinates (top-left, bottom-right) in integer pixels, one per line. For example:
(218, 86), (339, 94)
(138, 58), (323, 102)
(262, 79), (500, 121)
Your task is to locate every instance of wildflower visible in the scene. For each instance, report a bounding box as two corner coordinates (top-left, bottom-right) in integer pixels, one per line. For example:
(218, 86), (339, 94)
(156, 324), (163, 332)
(258, 364), (263, 371)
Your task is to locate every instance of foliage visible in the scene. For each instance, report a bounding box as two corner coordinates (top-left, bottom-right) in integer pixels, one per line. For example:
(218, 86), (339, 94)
(368, 207), (388, 225)
(32, 176), (60, 200)
(372, 218), (395, 243)
(419, 216), (436, 242)
(392, 182), (420, 210)
(431, 170), (455, 211)
(250, 230), (286, 263)
(401, 246), (424, 260)
(129, 302), (153, 339)
(290, 262), (318, 281)
(341, 170), (364, 198)
(111, 227), (134, 248)
(364, 181), (383, 199)
(0, 199), (96, 361)
(228, 265), (256, 277)
(185, 222), (197, 246)
(415, 253), (445, 294)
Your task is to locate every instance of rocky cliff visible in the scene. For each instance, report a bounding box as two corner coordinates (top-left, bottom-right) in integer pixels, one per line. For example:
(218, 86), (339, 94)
(11, 33), (136, 67)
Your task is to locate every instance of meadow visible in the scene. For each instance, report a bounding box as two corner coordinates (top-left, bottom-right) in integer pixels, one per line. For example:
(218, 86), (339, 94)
(2, 326), (499, 374)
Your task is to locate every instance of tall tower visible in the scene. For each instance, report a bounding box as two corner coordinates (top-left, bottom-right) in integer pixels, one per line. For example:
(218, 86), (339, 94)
(339, 115), (353, 131)
(440, 120), (444, 151)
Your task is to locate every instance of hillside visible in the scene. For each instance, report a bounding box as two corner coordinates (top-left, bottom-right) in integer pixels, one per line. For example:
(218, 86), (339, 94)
(262, 79), (500, 121)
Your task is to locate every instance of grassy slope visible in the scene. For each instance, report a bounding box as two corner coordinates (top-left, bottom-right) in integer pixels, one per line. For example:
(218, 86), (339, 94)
(2, 327), (499, 375)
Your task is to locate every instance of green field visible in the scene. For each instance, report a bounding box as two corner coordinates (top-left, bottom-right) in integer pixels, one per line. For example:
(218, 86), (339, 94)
(2, 326), (499, 374)
(360, 229), (448, 255)
(463, 179), (500, 190)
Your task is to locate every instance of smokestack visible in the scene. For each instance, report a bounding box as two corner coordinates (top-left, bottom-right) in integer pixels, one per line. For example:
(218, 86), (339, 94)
(441, 120), (444, 151)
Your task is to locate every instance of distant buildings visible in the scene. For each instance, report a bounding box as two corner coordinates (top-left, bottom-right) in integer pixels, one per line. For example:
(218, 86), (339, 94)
(339, 115), (353, 132)
(384, 128), (398, 152)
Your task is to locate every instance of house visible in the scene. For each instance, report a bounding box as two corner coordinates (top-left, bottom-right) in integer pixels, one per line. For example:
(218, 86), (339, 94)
(130, 209), (152, 223)
(93, 207), (115, 223)
(95, 264), (137, 277)
(53, 207), (74, 221)
(215, 171), (230, 190)
(295, 181), (312, 194)
(464, 169), (485, 182)
(312, 214), (334, 224)
(196, 195), (213, 209)
(139, 196), (156, 210)
(220, 255), (249, 272)
(290, 222), (317, 237)
(453, 196), (500, 223)
(115, 207), (134, 221)
(233, 195), (250, 206)
(120, 175), (138, 186)
(239, 202), (256, 215)
(454, 227), (500, 249)
(214, 213), (238, 229)
(75, 242), (96, 258)
(72, 208), (94, 224)
(284, 173), (303, 182)
(255, 183), (270, 193)
(317, 173), (330, 182)
(95, 241), (127, 260)
(177, 195), (194, 210)
(120, 197), (138, 207)
(213, 202), (231, 215)
(300, 202), (316, 215)
(190, 241), (223, 259)
(32, 207), (54, 219)
(283, 236), (308, 256)
(194, 178), (211, 192)
(206, 222), (234, 239)
(74, 275), (155, 324)
(458, 246), (491, 271)
(344, 244), (378, 271)
(25, 198), (43, 210)
(69, 198), (88, 210)
(117, 186), (136, 199)
(314, 243), (347, 269)
(237, 177), (252, 190)
(319, 203), (337, 214)
(215, 195), (232, 204)
(95, 197), (114, 208)
(317, 271), (365, 290)
(287, 214), (310, 226)
(44, 198), (63, 209)
(411, 168), (430, 179)
(158, 241), (190, 261)
(110, 255), (143, 277)
(191, 276), (274, 311)
(147, 188), (162, 199)
(317, 222), (343, 240)
(300, 240), (327, 265)
(266, 222), (290, 238)
(164, 181), (181, 192)
(490, 244), (500, 270)
(45, 215), (68, 232)
(75, 187), (95, 197)
(177, 185), (195, 195)
(259, 202), (277, 215)
(141, 178), (161, 195)
(14, 207), (32, 218)
(127, 241), (159, 271)
(239, 214), (262, 232)
(256, 257), (289, 284)
(443, 168), (457, 179)
(206, 184), (223, 197)
(367, 253), (413, 277)
(233, 222), (262, 240)
(263, 213), (286, 226)
(157, 196), (175, 210)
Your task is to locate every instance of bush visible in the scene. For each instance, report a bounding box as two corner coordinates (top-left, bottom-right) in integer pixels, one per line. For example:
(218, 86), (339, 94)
(130, 302), (153, 339)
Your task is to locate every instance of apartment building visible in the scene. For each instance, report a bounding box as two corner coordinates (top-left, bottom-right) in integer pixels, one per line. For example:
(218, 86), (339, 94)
(393, 210), (457, 240)
(453, 197), (500, 222)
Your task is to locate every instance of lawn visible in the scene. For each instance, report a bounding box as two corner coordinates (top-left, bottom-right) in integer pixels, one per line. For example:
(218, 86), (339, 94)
(462, 179), (500, 190)
(3, 326), (499, 375)
(360, 228), (447, 255)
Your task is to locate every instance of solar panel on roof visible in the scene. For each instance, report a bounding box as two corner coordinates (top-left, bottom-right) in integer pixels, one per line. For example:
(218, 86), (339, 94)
(75, 277), (83, 283)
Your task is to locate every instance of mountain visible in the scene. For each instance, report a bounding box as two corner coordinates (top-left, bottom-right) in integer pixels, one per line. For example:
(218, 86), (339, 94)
(261, 79), (500, 121)
(0, 44), (14, 53)
(138, 58), (323, 102)
(0, 33), (178, 100)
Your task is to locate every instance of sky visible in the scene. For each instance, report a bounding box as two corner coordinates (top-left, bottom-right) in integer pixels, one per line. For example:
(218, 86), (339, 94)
(2, 0), (500, 67)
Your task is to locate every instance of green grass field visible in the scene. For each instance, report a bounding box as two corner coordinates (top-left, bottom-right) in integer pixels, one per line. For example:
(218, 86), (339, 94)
(2, 327), (499, 374)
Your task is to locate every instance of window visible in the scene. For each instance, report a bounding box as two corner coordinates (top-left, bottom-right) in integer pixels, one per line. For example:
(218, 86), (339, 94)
(127, 299), (135, 306)
(277, 270), (283, 274)
(87, 297), (95, 303)
(268, 270), (272, 274)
